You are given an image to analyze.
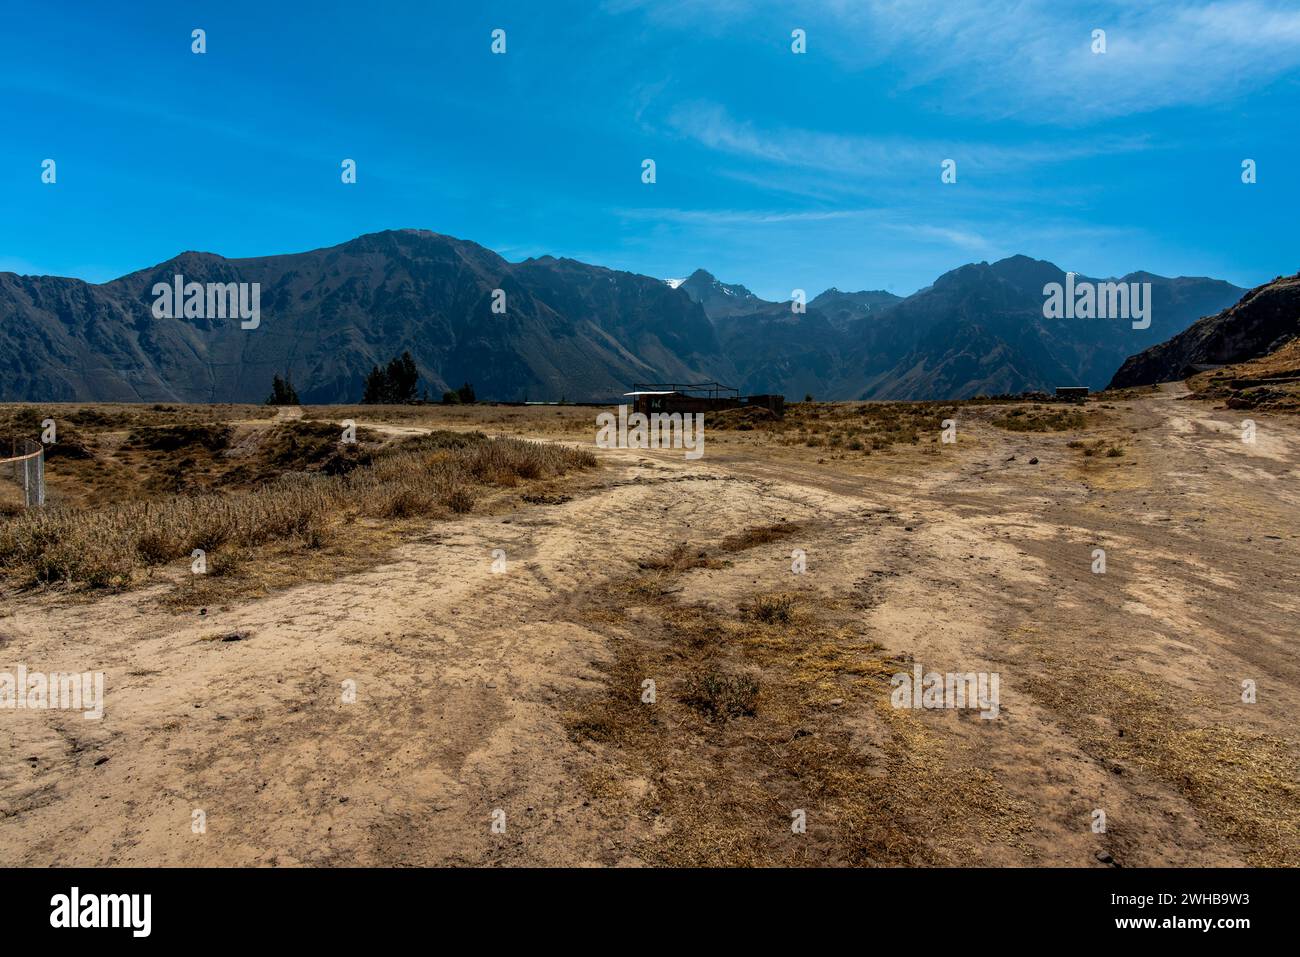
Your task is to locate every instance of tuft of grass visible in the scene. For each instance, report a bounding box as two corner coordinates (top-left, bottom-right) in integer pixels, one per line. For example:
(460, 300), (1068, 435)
(718, 523), (801, 552)
(638, 542), (721, 573)
(680, 669), (760, 721)
(744, 593), (795, 624)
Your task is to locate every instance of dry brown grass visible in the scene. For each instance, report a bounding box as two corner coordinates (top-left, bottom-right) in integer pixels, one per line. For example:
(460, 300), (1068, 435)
(0, 403), (277, 438)
(778, 401), (960, 453)
(1, 406), (364, 509)
(300, 402), (597, 436)
(991, 407), (1088, 432)
(1187, 337), (1300, 412)
(1023, 664), (1300, 866)
(562, 527), (1036, 866)
(0, 433), (595, 592)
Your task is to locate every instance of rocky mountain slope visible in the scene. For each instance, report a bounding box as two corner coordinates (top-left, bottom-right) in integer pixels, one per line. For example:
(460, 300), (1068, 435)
(1110, 272), (1300, 389)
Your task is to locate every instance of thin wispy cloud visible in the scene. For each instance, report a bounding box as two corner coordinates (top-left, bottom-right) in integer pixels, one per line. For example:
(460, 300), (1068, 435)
(663, 101), (1150, 177)
(612, 204), (1144, 269)
(614, 206), (877, 225)
(612, 1), (1300, 122)
(820, 0), (1300, 121)
(882, 223), (994, 255)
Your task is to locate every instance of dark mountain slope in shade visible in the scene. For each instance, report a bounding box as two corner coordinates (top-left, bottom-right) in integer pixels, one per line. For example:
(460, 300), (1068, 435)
(712, 302), (851, 400)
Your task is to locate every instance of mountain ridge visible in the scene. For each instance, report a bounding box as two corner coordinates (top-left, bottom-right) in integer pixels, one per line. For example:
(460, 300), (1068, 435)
(0, 230), (1249, 403)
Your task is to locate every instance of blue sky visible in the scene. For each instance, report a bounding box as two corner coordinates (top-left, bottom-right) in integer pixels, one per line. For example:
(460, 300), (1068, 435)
(1, 0), (1297, 297)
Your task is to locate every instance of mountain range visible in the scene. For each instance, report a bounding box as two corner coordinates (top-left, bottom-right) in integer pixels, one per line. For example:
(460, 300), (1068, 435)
(0, 229), (1249, 404)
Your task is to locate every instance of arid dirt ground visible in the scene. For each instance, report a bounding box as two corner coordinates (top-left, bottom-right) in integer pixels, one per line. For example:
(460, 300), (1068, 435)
(1, 387), (1297, 866)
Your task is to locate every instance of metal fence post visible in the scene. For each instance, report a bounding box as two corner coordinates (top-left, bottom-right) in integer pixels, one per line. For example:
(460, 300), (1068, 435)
(1, 438), (45, 508)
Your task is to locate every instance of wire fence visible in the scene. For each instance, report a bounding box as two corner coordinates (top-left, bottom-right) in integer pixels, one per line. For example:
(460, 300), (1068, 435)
(1, 438), (45, 507)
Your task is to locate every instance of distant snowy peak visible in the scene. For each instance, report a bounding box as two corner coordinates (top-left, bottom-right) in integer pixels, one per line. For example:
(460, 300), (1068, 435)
(672, 268), (769, 320)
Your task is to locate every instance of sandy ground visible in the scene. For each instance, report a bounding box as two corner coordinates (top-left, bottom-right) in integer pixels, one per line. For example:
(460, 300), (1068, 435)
(1, 388), (1297, 866)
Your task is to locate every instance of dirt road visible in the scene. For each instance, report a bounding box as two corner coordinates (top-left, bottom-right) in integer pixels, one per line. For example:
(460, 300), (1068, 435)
(2, 391), (1297, 866)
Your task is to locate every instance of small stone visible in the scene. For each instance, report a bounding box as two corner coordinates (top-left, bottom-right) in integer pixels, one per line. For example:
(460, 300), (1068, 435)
(1029, 457), (1039, 465)
(828, 698), (844, 707)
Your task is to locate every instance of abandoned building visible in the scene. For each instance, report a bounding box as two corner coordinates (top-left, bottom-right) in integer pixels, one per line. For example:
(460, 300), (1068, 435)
(625, 382), (785, 418)
(1055, 386), (1090, 402)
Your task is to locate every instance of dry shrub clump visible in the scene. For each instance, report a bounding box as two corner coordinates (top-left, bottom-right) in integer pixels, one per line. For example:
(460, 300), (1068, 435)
(126, 423), (233, 453)
(0, 433), (595, 589)
(680, 668), (761, 721)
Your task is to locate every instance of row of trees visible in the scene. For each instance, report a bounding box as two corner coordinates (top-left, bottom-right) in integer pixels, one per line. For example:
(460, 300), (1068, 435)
(263, 353), (476, 405)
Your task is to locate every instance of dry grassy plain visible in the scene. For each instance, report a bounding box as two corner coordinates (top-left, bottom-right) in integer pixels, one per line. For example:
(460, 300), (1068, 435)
(1, 387), (1297, 866)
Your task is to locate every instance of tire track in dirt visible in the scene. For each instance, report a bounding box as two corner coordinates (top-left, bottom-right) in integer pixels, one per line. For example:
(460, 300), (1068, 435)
(0, 453), (833, 865)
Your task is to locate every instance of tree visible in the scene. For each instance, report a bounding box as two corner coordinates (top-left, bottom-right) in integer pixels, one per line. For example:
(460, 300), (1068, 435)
(361, 351), (422, 404)
(441, 390), (461, 405)
(456, 382), (476, 404)
(388, 352), (420, 403)
(362, 365), (387, 404)
(265, 373), (300, 406)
